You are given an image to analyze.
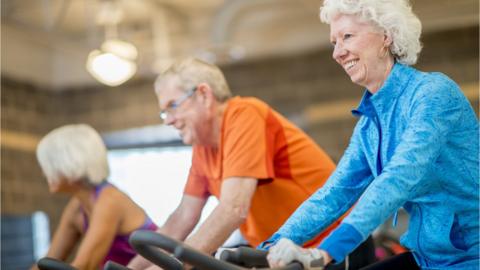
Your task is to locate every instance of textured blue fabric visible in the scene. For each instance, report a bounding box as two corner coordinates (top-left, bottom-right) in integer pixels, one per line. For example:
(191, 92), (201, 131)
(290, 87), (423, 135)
(318, 223), (363, 263)
(260, 63), (479, 269)
(257, 233), (282, 250)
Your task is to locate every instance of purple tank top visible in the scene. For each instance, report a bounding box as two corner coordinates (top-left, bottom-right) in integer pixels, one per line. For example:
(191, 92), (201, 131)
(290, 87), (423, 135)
(82, 182), (158, 267)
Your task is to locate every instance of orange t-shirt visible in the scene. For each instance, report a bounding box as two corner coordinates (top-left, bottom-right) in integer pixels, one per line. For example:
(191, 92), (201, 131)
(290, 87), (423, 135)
(184, 97), (340, 247)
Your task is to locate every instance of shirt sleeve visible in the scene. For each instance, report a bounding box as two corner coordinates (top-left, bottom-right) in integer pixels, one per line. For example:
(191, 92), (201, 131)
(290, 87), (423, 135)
(222, 103), (274, 180)
(183, 147), (210, 198)
(259, 121), (374, 249)
(320, 77), (465, 262)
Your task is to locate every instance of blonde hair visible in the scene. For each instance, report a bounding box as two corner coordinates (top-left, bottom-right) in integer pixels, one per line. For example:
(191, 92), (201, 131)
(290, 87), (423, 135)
(320, 0), (422, 65)
(155, 58), (232, 102)
(36, 124), (109, 185)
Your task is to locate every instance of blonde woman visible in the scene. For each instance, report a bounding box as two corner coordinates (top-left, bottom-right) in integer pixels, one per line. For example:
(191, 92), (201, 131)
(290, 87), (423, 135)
(33, 124), (157, 269)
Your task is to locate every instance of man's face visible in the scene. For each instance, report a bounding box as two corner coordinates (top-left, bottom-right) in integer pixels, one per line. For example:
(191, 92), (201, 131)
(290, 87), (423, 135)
(156, 81), (208, 145)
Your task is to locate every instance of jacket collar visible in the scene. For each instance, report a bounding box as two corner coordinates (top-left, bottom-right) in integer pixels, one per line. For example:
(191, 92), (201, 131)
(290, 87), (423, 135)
(352, 62), (415, 117)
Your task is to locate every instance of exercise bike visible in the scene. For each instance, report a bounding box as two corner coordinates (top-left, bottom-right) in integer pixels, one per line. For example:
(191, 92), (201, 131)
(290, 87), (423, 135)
(128, 229), (304, 270)
(37, 230), (304, 270)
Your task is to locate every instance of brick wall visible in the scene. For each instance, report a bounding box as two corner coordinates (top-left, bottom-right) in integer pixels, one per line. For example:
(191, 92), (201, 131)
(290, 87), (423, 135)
(2, 83), (60, 232)
(1, 26), (478, 235)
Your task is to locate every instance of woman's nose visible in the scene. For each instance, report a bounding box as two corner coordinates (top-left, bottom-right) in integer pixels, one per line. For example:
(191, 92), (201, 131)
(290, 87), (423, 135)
(332, 43), (346, 61)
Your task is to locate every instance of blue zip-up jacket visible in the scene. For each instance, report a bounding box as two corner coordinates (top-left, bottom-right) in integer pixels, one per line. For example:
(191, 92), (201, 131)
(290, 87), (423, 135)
(259, 63), (479, 270)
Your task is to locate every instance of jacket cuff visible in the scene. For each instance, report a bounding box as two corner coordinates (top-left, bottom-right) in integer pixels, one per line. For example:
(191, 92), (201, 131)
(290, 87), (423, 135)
(319, 223), (363, 263)
(257, 233), (282, 250)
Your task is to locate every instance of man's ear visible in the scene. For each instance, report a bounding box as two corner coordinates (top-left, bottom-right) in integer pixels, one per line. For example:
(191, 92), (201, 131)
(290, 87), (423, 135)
(196, 83), (216, 107)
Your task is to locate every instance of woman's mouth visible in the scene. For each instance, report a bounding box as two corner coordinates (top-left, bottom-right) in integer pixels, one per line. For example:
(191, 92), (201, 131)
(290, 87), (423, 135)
(344, 59), (358, 71)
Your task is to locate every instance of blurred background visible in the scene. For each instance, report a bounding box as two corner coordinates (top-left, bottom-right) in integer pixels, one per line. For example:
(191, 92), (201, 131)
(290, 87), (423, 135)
(1, 0), (478, 268)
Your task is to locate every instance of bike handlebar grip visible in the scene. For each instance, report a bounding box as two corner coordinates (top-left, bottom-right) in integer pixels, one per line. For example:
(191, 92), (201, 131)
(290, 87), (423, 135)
(237, 247), (269, 267)
(174, 246), (242, 270)
(219, 247), (269, 268)
(103, 261), (131, 270)
(37, 257), (77, 270)
(129, 230), (180, 253)
(219, 249), (241, 264)
(275, 262), (304, 270)
(129, 230), (183, 270)
(255, 261), (304, 270)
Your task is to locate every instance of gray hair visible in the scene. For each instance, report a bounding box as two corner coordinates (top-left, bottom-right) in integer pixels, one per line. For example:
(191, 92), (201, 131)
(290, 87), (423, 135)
(36, 124), (109, 186)
(155, 58), (232, 102)
(320, 0), (422, 65)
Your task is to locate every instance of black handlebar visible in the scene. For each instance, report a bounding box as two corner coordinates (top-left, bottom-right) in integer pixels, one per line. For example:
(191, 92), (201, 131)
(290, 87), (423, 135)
(103, 261), (132, 270)
(219, 246), (269, 267)
(218, 247), (305, 270)
(129, 230), (304, 270)
(173, 245), (244, 270)
(37, 257), (131, 270)
(129, 230), (184, 270)
(37, 258), (76, 270)
(129, 230), (239, 270)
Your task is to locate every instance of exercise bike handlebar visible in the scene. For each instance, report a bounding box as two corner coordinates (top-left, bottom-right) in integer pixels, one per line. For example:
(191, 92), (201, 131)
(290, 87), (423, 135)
(128, 230), (183, 270)
(37, 257), (132, 270)
(103, 261), (132, 270)
(37, 258), (77, 270)
(129, 230), (303, 270)
(219, 246), (270, 267)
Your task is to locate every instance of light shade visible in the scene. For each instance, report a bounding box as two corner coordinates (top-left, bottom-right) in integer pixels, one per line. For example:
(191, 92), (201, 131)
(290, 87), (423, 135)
(86, 39), (138, 86)
(101, 39), (138, 60)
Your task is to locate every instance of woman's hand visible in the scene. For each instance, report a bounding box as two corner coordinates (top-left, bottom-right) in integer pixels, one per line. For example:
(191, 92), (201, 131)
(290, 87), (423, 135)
(267, 238), (331, 270)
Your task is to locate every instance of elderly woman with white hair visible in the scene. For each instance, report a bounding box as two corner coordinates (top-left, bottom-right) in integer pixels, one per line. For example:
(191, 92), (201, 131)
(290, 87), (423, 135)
(260, 0), (479, 269)
(32, 124), (157, 269)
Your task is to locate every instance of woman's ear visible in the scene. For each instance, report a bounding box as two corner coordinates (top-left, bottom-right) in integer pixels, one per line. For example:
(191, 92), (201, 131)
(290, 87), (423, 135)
(384, 32), (393, 47)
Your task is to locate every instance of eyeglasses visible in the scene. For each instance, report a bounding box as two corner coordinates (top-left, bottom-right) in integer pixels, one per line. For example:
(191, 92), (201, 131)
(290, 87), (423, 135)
(159, 86), (197, 120)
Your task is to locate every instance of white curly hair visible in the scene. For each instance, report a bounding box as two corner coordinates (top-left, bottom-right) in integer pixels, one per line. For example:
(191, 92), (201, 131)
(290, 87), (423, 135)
(320, 0), (422, 65)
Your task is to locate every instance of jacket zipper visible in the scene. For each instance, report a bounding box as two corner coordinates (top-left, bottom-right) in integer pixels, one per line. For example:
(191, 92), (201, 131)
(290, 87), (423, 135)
(370, 107), (383, 176)
(416, 204), (426, 258)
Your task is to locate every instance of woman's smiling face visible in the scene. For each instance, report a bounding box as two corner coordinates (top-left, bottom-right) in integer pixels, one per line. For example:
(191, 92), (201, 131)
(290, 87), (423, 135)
(330, 14), (393, 92)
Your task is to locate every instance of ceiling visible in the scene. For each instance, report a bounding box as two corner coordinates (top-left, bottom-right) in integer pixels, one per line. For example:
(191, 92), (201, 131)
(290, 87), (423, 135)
(2, 0), (478, 90)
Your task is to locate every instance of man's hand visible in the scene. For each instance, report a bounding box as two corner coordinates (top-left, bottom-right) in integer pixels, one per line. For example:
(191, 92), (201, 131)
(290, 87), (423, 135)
(184, 177), (257, 254)
(267, 238), (331, 270)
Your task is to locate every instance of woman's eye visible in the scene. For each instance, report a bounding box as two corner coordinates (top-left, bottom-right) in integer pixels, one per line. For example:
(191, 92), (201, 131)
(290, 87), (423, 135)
(344, 34), (352, 40)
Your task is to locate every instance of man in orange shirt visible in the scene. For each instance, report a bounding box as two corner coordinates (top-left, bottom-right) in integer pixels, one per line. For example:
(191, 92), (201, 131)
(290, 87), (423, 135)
(129, 58), (374, 270)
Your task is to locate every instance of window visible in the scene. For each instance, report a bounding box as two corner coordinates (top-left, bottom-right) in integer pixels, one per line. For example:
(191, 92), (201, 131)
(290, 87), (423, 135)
(107, 146), (218, 227)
